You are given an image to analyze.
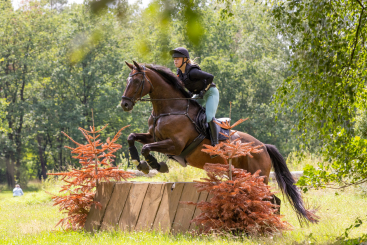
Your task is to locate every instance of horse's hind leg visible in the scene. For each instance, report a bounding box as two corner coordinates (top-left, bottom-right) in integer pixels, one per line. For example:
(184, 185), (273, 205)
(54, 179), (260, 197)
(271, 195), (281, 214)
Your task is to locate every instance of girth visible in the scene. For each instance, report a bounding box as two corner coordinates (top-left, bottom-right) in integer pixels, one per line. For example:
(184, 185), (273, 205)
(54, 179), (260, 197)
(151, 100), (201, 142)
(151, 100), (207, 167)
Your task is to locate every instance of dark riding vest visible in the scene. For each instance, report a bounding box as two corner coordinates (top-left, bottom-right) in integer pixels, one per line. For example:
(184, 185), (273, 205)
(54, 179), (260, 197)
(177, 64), (216, 94)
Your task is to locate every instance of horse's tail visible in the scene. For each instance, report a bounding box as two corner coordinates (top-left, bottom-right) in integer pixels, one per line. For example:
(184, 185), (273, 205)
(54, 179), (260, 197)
(265, 144), (319, 225)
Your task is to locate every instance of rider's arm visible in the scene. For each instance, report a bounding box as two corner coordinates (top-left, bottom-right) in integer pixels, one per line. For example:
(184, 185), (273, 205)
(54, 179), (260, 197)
(189, 68), (214, 86)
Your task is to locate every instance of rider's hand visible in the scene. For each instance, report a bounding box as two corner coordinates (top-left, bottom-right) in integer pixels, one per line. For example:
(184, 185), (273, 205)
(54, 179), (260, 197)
(198, 90), (205, 99)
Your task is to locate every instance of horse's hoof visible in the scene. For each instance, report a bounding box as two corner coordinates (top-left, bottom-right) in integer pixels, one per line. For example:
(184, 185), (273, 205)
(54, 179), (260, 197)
(158, 162), (169, 173)
(137, 161), (150, 174)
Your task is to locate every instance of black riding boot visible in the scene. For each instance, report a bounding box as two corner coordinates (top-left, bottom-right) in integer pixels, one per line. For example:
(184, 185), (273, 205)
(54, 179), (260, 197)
(208, 119), (219, 146)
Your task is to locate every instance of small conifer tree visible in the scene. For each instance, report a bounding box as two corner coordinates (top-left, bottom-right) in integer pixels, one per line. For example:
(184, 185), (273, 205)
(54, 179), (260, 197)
(48, 124), (133, 230)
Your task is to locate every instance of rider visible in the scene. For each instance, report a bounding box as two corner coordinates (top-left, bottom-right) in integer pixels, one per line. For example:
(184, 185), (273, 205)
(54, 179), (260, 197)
(170, 47), (220, 146)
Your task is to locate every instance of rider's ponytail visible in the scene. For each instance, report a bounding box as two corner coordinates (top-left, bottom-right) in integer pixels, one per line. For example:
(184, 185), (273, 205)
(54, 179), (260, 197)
(187, 57), (200, 67)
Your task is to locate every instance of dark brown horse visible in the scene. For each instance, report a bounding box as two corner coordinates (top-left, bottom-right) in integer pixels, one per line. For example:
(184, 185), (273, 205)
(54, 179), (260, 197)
(121, 61), (318, 225)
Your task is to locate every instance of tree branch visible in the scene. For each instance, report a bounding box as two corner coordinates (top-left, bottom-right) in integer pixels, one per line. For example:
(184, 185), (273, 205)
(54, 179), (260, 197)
(355, 0), (364, 9)
(349, 7), (364, 65)
(324, 177), (367, 189)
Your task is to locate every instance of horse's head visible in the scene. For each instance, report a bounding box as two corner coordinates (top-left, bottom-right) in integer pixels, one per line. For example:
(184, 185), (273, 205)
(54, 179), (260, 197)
(121, 61), (153, 111)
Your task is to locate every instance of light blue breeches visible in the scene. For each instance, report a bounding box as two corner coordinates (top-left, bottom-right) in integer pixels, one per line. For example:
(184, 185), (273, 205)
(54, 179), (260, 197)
(193, 87), (219, 123)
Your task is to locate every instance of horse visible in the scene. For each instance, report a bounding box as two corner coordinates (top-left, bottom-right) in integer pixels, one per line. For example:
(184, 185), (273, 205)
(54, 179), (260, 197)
(120, 61), (318, 225)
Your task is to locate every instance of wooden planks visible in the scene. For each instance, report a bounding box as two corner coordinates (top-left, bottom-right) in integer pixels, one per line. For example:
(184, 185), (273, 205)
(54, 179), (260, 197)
(135, 183), (166, 230)
(84, 182), (115, 232)
(171, 182), (201, 233)
(100, 182), (132, 231)
(85, 182), (211, 233)
(119, 182), (149, 231)
(189, 191), (209, 230)
(152, 182), (185, 232)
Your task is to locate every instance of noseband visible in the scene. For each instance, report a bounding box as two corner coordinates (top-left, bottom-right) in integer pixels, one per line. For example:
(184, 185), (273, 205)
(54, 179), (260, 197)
(121, 66), (154, 105)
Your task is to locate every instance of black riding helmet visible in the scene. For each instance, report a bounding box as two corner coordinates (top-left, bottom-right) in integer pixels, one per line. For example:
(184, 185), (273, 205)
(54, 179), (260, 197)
(169, 47), (190, 59)
(170, 47), (190, 68)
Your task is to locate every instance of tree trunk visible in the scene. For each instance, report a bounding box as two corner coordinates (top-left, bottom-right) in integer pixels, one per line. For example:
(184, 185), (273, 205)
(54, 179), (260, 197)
(5, 156), (15, 188)
(37, 135), (47, 180)
(58, 133), (63, 170)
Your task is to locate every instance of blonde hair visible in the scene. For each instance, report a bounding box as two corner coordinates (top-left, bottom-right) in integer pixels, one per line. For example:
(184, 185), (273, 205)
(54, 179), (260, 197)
(187, 57), (200, 66)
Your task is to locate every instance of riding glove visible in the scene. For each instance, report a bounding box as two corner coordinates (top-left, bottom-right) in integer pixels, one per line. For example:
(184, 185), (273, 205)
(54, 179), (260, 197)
(198, 90), (206, 99)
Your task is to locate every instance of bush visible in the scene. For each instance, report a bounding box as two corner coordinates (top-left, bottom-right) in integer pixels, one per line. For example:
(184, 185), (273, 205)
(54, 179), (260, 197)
(188, 163), (291, 235)
(188, 119), (290, 235)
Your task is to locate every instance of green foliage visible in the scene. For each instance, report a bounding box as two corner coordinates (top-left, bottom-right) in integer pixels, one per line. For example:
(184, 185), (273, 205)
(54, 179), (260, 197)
(336, 216), (367, 245)
(298, 130), (367, 192)
(268, 0), (367, 188)
(355, 109), (367, 139)
(0, 98), (9, 133)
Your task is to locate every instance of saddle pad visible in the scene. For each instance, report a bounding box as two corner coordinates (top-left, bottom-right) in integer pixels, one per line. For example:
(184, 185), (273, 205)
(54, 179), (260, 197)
(195, 108), (230, 141)
(167, 108), (231, 168)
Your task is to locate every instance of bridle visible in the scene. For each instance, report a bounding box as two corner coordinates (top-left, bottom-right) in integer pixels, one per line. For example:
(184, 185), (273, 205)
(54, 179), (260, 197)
(121, 65), (154, 106)
(121, 65), (198, 104)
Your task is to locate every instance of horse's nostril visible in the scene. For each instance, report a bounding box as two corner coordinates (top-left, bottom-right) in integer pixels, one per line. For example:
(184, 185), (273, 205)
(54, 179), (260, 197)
(124, 103), (129, 108)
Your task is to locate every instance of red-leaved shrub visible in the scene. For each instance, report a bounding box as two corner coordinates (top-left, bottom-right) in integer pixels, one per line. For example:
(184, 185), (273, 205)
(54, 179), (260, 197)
(187, 118), (290, 235)
(48, 124), (134, 230)
(189, 163), (291, 235)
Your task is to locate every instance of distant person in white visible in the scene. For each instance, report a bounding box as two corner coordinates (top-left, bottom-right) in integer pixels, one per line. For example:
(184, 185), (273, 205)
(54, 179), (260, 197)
(13, 184), (24, 197)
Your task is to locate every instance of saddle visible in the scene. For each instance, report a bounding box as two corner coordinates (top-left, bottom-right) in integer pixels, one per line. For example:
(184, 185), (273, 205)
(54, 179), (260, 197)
(167, 108), (230, 167)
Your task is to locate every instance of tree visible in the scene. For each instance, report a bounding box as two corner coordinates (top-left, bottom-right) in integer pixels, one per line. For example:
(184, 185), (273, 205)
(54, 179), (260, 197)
(267, 0), (367, 189)
(0, 0), (69, 185)
(0, 1), (40, 186)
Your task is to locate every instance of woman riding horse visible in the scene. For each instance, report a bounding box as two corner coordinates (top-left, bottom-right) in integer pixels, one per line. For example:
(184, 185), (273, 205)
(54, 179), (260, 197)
(170, 47), (220, 147)
(121, 60), (318, 225)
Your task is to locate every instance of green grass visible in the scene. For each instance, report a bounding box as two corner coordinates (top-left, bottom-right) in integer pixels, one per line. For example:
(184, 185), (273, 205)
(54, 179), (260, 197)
(1, 179), (367, 244)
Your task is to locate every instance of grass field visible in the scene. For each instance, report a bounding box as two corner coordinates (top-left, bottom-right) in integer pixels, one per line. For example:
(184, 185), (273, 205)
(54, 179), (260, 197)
(1, 155), (367, 244)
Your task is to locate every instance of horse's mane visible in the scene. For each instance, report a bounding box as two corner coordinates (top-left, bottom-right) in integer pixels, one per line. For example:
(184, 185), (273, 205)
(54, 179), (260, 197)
(145, 64), (191, 98)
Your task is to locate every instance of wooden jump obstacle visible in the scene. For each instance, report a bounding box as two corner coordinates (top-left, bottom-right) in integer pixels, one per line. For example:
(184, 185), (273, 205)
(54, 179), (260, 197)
(84, 181), (211, 233)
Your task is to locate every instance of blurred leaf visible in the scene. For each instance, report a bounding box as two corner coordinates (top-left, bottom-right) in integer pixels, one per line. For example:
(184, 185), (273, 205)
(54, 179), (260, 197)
(68, 29), (103, 65)
(89, 0), (115, 14)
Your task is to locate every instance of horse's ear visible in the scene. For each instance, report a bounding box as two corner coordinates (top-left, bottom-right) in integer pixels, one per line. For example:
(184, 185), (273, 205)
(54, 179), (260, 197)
(133, 60), (141, 71)
(125, 61), (133, 70)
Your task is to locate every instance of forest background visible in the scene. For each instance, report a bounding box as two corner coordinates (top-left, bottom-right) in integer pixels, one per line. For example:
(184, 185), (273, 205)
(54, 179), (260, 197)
(1, 0), (366, 191)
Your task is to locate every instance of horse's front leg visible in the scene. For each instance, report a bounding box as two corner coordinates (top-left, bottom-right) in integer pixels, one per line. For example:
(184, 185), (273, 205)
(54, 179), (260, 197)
(140, 138), (178, 174)
(127, 133), (154, 171)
